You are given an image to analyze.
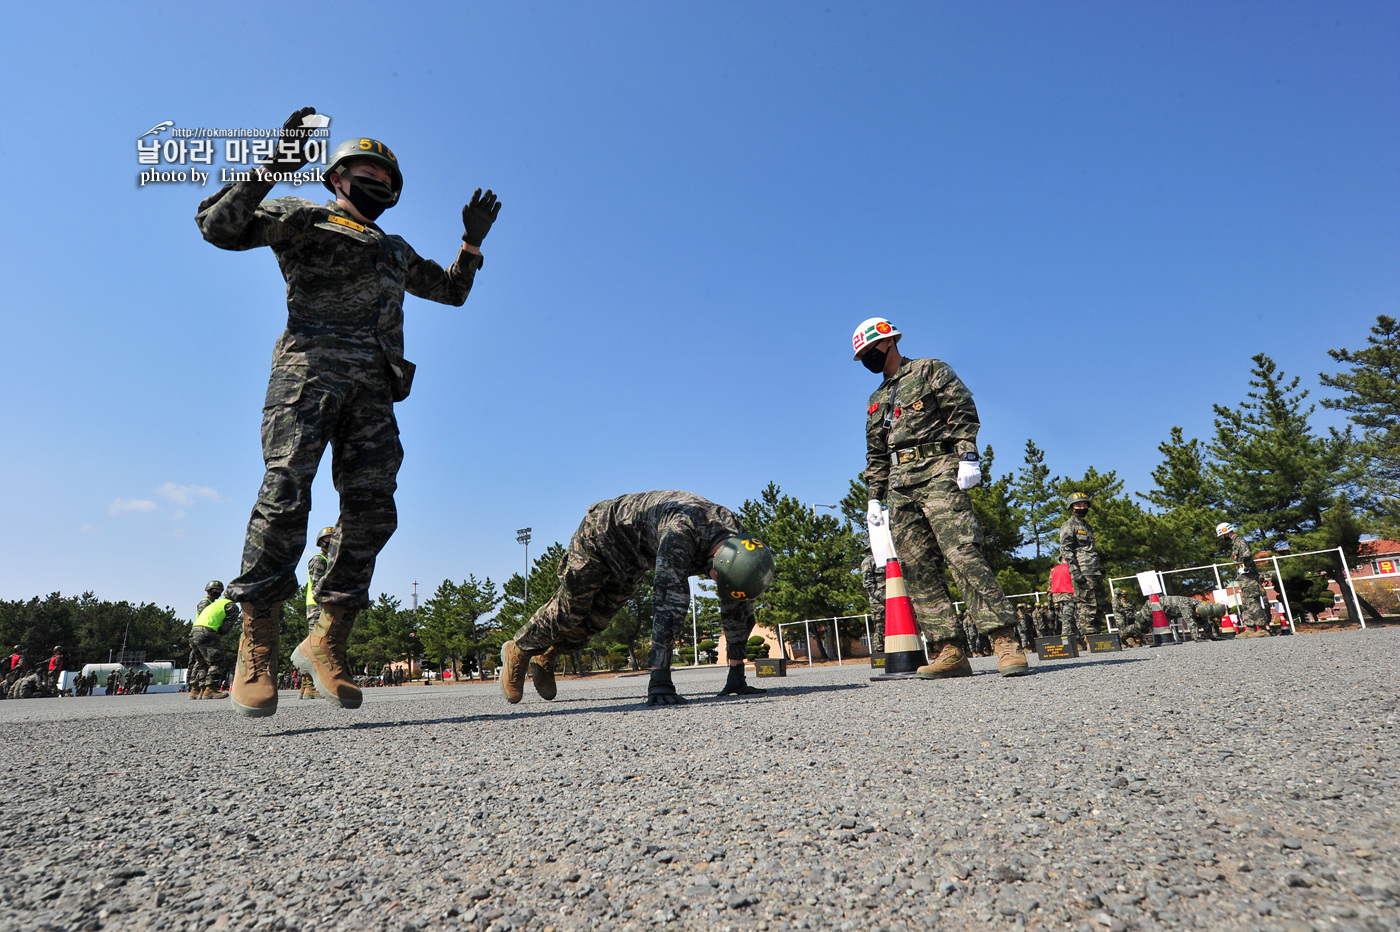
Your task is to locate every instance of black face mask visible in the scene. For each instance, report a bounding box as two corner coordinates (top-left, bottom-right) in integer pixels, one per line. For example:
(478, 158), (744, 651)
(861, 347), (888, 373)
(342, 175), (397, 221)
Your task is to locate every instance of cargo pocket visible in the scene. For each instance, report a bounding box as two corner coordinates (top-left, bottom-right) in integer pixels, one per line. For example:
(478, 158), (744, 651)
(260, 404), (302, 463)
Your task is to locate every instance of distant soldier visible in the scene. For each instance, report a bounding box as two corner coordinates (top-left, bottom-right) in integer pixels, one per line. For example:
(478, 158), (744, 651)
(1216, 523), (1271, 637)
(8, 645), (25, 674)
(1032, 602), (1057, 641)
(500, 492), (775, 707)
(1155, 595), (1227, 642)
(852, 317), (1029, 679)
(1049, 562), (1078, 639)
(191, 581), (238, 700)
(104, 671), (116, 696)
(16, 673), (41, 699)
(1014, 604), (1037, 649)
(1058, 492), (1105, 637)
(300, 527), (337, 699)
(45, 646), (64, 690)
(859, 553), (886, 654)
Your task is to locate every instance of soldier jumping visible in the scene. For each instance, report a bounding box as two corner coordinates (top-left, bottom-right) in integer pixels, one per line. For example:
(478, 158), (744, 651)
(197, 106), (501, 716)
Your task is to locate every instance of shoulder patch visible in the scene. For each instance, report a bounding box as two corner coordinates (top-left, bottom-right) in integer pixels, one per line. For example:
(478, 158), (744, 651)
(325, 214), (366, 233)
(868, 403), (879, 415)
(911, 400), (923, 411)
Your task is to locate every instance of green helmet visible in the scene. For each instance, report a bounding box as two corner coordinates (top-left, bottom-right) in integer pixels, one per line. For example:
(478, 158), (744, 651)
(204, 580), (224, 594)
(321, 137), (403, 200)
(711, 536), (776, 602)
(316, 526), (336, 548)
(1067, 492), (1091, 508)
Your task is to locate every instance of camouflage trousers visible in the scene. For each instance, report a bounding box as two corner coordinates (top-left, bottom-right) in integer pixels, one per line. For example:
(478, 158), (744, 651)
(1237, 576), (1270, 628)
(887, 475), (1018, 642)
(514, 534), (753, 668)
(1075, 576), (1104, 635)
(188, 626), (225, 691)
(228, 365), (402, 612)
(860, 558), (886, 653)
(1053, 593), (1078, 637)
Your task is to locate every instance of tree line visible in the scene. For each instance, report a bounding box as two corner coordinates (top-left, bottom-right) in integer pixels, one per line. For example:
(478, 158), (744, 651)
(6, 317), (1394, 672)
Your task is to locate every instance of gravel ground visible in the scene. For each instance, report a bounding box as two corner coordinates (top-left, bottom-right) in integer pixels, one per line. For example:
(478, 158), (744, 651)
(0, 628), (1395, 932)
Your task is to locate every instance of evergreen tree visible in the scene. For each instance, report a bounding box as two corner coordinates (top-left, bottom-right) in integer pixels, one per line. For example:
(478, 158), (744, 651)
(1010, 439), (1057, 559)
(968, 444), (1025, 572)
(418, 575), (501, 678)
(740, 482), (865, 656)
(1139, 427), (1226, 573)
(1322, 315), (1400, 538)
(1052, 467), (1151, 579)
(494, 542), (566, 639)
(1208, 354), (1369, 621)
(347, 593), (417, 671)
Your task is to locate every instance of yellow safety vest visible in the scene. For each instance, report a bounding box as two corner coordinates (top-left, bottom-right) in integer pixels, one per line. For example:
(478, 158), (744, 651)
(194, 598), (232, 632)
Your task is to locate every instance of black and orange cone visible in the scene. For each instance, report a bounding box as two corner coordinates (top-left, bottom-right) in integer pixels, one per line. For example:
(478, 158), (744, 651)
(870, 558), (926, 681)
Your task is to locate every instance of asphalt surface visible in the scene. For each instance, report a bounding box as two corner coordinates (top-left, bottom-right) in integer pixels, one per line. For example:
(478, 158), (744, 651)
(0, 628), (1395, 932)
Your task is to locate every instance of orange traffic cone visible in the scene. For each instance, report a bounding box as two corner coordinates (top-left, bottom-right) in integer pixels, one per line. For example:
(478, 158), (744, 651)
(870, 558), (926, 680)
(1148, 594), (1173, 647)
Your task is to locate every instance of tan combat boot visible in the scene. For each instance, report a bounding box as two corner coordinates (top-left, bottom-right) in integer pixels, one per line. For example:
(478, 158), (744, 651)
(916, 640), (973, 679)
(230, 602), (281, 717)
(206, 686), (229, 700)
(499, 640), (535, 704)
(298, 679), (318, 699)
(188, 687), (204, 700)
(990, 626), (1030, 677)
(293, 605), (362, 709)
(530, 647), (559, 700)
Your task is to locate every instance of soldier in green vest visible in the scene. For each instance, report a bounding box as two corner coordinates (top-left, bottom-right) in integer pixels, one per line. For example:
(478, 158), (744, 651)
(300, 527), (336, 699)
(190, 580), (239, 699)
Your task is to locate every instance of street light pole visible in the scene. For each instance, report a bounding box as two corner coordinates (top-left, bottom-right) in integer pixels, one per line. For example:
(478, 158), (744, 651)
(516, 527), (532, 609)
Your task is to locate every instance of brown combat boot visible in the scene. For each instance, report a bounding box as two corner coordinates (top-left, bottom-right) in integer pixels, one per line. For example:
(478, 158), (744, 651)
(293, 606), (362, 709)
(500, 640), (536, 704)
(530, 647), (559, 701)
(188, 687), (204, 699)
(916, 640), (973, 679)
(990, 626), (1030, 677)
(206, 686), (229, 700)
(230, 602), (281, 717)
(298, 679), (319, 699)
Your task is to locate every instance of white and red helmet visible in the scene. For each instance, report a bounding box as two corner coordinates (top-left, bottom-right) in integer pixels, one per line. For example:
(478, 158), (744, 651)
(1215, 522), (1236, 538)
(851, 317), (902, 360)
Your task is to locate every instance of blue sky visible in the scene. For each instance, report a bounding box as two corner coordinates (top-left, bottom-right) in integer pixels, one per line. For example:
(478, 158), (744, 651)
(0, 1), (1395, 617)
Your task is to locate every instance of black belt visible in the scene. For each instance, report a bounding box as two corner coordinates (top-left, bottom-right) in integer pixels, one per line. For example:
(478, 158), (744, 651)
(889, 442), (955, 466)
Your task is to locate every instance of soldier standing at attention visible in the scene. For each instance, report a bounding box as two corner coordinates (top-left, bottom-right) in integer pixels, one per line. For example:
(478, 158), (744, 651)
(299, 527), (337, 699)
(1217, 523), (1271, 637)
(1058, 492), (1105, 639)
(859, 553), (886, 655)
(197, 107), (500, 717)
(191, 581), (237, 700)
(852, 318), (1029, 679)
(499, 492), (776, 707)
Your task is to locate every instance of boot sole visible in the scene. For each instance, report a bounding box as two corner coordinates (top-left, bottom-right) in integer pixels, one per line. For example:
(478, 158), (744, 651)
(229, 695), (276, 717)
(916, 664), (974, 679)
(531, 663), (557, 701)
(293, 644), (362, 710)
(998, 664), (1030, 677)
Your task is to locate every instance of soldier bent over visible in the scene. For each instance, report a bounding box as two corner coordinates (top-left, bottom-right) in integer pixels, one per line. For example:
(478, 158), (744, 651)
(500, 492), (776, 706)
(852, 317), (1029, 679)
(191, 580), (237, 699)
(197, 107), (500, 717)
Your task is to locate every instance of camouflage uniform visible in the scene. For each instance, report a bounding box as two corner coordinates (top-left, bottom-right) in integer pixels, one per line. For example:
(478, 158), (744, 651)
(1058, 513), (1103, 635)
(1032, 603), (1057, 640)
(1154, 595), (1221, 641)
(514, 492), (757, 668)
(864, 356), (1018, 642)
(306, 550), (329, 633)
(196, 180), (480, 611)
(190, 597), (237, 693)
(1230, 535), (1270, 629)
(859, 554), (886, 653)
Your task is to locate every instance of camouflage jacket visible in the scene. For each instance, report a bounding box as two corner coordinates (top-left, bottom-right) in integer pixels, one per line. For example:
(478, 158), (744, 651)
(579, 491), (756, 637)
(1058, 514), (1101, 577)
(195, 597), (240, 627)
(1230, 535), (1261, 579)
(195, 179), (480, 399)
(863, 356), (980, 500)
(307, 551), (329, 603)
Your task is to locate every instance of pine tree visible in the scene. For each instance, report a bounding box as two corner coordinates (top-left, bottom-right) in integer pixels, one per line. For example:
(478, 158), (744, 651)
(1139, 427), (1226, 573)
(1208, 354), (1368, 621)
(1322, 315), (1400, 537)
(968, 445), (1025, 572)
(1010, 440), (1056, 559)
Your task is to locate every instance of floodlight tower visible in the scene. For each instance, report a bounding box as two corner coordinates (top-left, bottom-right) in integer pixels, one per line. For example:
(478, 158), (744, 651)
(516, 527), (533, 607)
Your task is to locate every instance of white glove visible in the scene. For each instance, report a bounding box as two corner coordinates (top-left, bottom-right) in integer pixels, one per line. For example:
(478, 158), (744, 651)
(956, 459), (982, 491)
(866, 499), (884, 529)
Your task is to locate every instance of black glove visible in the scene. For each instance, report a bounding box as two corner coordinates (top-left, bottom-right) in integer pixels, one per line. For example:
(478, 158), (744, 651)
(462, 188), (501, 247)
(717, 664), (765, 697)
(268, 106), (316, 172)
(645, 669), (688, 707)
